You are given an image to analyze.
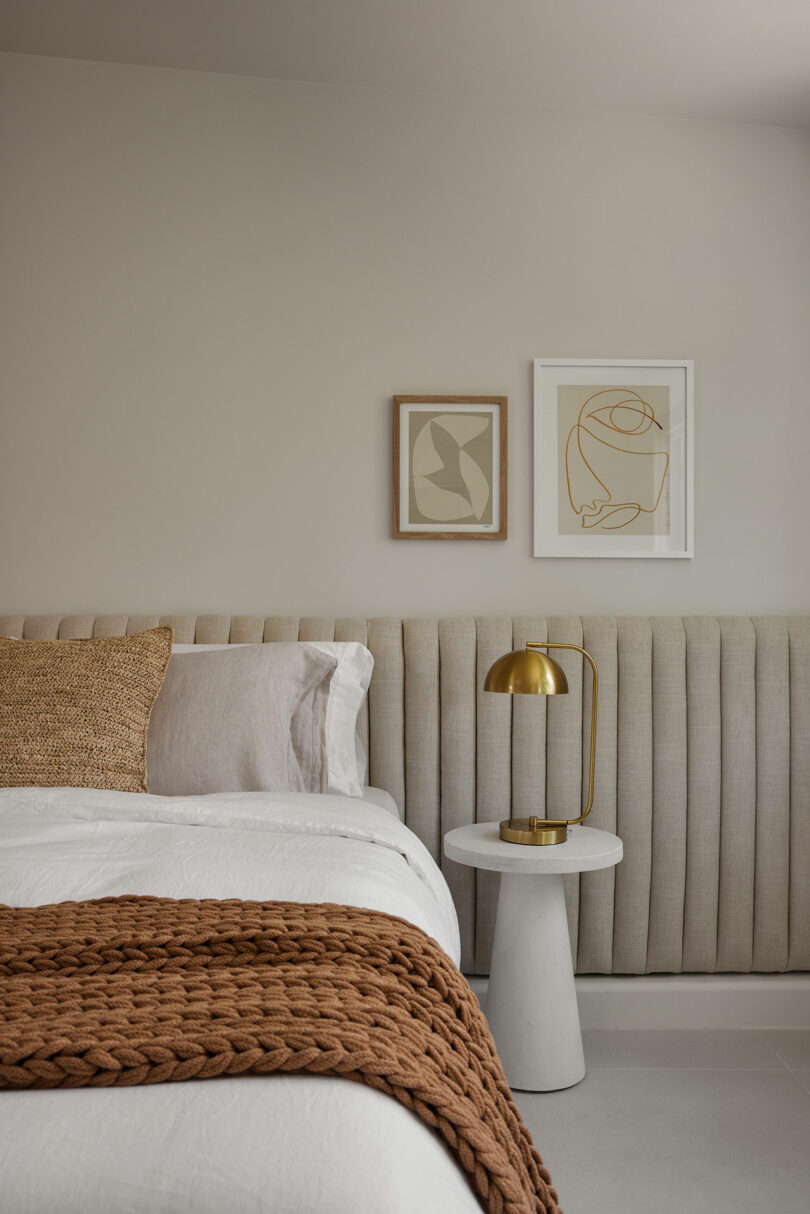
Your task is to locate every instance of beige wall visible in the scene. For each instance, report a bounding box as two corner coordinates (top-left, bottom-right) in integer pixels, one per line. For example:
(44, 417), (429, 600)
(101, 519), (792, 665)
(2, 52), (809, 618)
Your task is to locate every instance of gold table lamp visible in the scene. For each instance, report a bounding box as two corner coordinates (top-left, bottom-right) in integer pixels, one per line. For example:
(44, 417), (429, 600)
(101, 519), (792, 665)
(484, 641), (598, 845)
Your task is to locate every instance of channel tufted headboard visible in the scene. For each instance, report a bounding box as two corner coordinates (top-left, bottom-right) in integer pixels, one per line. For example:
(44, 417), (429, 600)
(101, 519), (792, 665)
(2, 613), (808, 978)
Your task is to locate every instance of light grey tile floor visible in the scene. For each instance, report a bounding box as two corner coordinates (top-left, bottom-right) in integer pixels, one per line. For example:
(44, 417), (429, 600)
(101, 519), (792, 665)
(580, 1028), (781, 1070)
(513, 1030), (810, 1214)
(760, 1029), (810, 1071)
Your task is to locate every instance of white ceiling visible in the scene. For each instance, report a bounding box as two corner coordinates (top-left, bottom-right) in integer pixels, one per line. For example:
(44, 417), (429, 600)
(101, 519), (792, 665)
(2, 0), (810, 129)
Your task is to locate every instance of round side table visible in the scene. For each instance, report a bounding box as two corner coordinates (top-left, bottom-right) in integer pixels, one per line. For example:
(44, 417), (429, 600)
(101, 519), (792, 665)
(444, 822), (622, 1092)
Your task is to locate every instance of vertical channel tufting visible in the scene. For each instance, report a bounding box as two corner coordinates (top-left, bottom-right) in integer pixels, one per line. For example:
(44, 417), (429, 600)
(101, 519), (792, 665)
(298, 618), (337, 642)
(160, 616), (196, 644)
(334, 620), (368, 645)
(577, 617), (619, 974)
(403, 620), (441, 860)
(194, 616), (232, 644)
(127, 617), (160, 634)
(0, 616), (25, 638)
(57, 616), (94, 639)
(228, 617), (263, 643)
(263, 618), (300, 641)
(22, 616), (61, 639)
(682, 617), (722, 972)
(788, 618), (810, 970)
(366, 619), (406, 817)
(715, 618), (757, 972)
(646, 618), (688, 973)
(4, 608), (809, 976)
(511, 617), (548, 817)
(335, 619), (370, 758)
(93, 616), (128, 637)
(474, 616), (513, 974)
(438, 618), (477, 973)
(753, 617), (790, 970)
(612, 618), (653, 974)
(545, 617), (585, 820)
(546, 617), (584, 962)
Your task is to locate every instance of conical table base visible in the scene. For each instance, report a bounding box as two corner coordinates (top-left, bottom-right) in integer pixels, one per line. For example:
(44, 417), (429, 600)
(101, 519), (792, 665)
(487, 872), (584, 1091)
(443, 822), (623, 1092)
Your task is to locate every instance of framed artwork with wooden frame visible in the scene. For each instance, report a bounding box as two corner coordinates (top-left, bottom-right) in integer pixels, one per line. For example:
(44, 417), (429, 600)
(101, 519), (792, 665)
(393, 395), (508, 539)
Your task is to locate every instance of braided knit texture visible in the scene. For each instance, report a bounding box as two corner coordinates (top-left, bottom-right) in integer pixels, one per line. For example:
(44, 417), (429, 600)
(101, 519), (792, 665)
(0, 627), (173, 792)
(0, 896), (560, 1214)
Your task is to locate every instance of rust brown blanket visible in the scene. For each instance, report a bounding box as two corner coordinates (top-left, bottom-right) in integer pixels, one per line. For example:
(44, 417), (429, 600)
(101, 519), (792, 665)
(0, 896), (560, 1214)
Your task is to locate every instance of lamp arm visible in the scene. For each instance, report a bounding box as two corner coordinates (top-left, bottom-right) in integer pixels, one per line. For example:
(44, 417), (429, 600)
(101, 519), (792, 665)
(526, 641), (598, 827)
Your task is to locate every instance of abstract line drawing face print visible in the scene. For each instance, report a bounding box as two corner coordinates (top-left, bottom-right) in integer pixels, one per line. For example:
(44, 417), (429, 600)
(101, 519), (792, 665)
(409, 412), (493, 526)
(557, 386), (671, 537)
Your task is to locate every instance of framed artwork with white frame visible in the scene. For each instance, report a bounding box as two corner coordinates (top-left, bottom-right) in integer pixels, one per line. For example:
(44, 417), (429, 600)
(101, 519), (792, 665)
(533, 359), (693, 558)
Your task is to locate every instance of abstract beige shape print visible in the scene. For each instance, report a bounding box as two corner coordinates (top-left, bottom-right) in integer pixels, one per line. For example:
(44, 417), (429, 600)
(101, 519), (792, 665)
(412, 476), (477, 522)
(409, 410), (494, 526)
(458, 448), (490, 519)
(432, 414), (490, 447)
(394, 395), (506, 539)
(412, 419), (444, 478)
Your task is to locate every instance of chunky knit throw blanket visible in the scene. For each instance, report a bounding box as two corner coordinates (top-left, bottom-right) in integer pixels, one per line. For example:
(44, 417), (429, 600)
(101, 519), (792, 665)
(0, 897), (560, 1214)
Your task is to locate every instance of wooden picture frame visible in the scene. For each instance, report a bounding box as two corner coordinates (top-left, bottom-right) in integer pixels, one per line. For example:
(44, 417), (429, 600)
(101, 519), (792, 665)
(393, 396), (507, 539)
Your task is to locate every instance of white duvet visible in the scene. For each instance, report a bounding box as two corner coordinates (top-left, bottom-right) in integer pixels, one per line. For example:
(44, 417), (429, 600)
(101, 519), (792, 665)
(0, 787), (480, 1214)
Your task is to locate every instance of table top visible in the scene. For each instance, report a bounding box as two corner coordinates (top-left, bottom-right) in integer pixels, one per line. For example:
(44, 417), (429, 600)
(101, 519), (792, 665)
(443, 822), (623, 874)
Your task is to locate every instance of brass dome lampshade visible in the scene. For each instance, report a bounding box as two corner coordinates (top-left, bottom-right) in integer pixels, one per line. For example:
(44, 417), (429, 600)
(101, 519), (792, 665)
(484, 641), (598, 845)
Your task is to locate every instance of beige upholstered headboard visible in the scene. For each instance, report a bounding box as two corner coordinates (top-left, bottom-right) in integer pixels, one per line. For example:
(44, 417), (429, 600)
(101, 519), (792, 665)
(2, 613), (808, 978)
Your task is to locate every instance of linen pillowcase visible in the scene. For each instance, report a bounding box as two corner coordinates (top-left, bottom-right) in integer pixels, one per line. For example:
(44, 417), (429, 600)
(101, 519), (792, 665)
(0, 627), (173, 793)
(354, 732), (368, 786)
(147, 643), (337, 796)
(171, 641), (373, 797)
(298, 641), (373, 798)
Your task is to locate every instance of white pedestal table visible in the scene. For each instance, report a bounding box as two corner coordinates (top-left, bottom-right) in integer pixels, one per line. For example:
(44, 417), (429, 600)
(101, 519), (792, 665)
(444, 822), (622, 1091)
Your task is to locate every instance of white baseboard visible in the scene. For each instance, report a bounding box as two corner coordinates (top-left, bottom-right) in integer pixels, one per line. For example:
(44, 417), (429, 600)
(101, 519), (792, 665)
(466, 974), (810, 1030)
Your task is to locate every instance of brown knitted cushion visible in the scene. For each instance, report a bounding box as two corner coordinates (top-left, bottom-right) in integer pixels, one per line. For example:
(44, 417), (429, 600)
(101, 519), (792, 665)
(0, 628), (173, 793)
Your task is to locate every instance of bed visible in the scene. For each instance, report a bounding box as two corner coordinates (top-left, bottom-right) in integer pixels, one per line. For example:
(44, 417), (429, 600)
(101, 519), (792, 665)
(0, 630), (558, 1214)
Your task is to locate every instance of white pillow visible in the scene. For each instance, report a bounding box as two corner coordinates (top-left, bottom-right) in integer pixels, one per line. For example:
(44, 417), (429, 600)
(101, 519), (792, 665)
(355, 732), (368, 785)
(172, 641), (373, 798)
(149, 644), (335, 796)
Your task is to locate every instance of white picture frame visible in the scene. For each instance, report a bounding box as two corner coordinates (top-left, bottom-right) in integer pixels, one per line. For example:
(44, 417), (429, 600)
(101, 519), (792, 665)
(533, 358), (693, 559)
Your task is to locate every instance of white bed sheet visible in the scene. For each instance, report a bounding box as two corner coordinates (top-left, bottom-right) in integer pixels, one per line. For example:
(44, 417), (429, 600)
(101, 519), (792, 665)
(0, 787), (479, 1214)
(359, 784), (401, 817)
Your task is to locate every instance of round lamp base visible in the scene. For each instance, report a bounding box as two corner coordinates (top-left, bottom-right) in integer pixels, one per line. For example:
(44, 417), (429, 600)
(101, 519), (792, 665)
(499, 818), (568, 846)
